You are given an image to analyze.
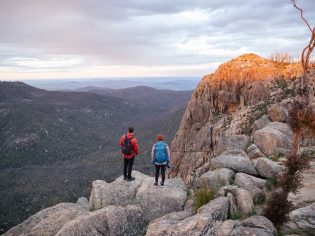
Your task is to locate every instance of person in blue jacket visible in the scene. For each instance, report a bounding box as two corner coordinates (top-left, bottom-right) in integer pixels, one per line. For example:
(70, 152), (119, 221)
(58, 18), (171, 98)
(151, 134), (171, 188)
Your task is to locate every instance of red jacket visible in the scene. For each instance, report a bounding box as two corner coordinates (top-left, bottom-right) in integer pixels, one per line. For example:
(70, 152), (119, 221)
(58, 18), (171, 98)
(119, 132), (139, 159)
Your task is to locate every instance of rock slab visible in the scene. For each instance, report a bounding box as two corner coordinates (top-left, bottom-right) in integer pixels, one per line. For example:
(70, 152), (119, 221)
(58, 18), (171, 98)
(284, 203), (315, 236)
(254, 122), (293, 156)
(145, 197), (229, 236)
(56, 205), (145, 236)
(197, 168), (235, 189)
(211, 149), (258, 176)
(89, 171), (187, 222)
(4, 203), (87, 236)
(255, 157), (282, 178)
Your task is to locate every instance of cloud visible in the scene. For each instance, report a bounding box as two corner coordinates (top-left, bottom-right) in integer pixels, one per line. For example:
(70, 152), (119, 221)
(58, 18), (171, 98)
(0, 0), (314, 79)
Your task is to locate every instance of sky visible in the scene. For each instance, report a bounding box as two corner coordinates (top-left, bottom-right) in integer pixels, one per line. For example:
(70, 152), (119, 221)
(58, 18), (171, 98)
(0, 0), (314, 81)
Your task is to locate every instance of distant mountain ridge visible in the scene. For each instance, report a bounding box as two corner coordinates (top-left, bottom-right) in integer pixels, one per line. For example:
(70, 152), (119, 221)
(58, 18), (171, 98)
(22, 77), (200, 91)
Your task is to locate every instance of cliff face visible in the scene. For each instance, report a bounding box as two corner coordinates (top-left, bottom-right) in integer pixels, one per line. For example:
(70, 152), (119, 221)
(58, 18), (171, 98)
(170, 53), (309, 183)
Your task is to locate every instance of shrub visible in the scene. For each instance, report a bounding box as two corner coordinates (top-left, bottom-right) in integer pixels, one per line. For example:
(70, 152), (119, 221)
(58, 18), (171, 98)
(269, 53), (297, 63)
(229, 211), (244, 220)
(263, 189), (292, 228)
(266, 176), (277, 191)
(253, 193), (266, 205)
(269, 153), (284, 162)
(193, 187), (216, 212)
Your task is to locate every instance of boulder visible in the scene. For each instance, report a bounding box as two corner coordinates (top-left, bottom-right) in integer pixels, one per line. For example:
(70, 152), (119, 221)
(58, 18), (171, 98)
(211, 149), (258, 176)
(253, 122), (293, 156)
(230, 216), (277, 236)
(4, 203), (87, 236)
(76, 197), (89, 211)
(283, 203), (315, 236)
(89, 171), (187, 222)
(197, 168), (235, 189)
(215, 131), (250, 155)
(135, 176), (187, 221)
(145, 197), (229, 236)
(255, 158), (282, 178)
(89, 171), (147, 210)
(215, 219), (240, 236)
(253, 115), (271, 132)
(267, 104), (287, 122)
(56, 205), (145, 236)
(218, 185), (254, 214)
(247, 143), (265, 159)
(234, 173), (266, 201)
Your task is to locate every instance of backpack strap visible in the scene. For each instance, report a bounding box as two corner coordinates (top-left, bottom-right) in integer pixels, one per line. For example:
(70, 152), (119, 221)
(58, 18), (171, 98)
(124, 134), (132, 140)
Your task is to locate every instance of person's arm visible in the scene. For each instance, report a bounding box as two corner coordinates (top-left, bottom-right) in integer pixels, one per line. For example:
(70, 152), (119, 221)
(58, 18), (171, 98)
(151, 145), (155, 162)
(166, 145), (171, 162)
(132, 138), (139, 155)
(119, 135), (124, 147)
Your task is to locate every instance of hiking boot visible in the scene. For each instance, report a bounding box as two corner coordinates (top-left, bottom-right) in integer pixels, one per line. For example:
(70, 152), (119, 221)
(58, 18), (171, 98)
(154, 182), (158, 188)
(127, 177), (135, 181)
(123, 176), (128, 180)
(160, 183), (164, 188)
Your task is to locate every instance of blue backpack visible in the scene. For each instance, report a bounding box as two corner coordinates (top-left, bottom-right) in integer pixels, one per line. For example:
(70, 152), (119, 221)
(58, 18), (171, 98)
(154, 141), (168, 163)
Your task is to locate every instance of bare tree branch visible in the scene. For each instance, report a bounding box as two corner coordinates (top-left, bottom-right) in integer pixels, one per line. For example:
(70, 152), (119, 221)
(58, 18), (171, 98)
(291, 0), (312, 32)
(291, 0), (315, 91)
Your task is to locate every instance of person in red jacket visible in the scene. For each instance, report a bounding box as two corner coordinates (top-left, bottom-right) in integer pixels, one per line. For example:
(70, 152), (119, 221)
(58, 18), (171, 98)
(119, 127), (139, 181)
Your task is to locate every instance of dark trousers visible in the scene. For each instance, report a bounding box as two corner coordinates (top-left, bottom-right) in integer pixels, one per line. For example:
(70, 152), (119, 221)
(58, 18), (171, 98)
(155, 165), (166, 184)
(123, 157), (134, 179)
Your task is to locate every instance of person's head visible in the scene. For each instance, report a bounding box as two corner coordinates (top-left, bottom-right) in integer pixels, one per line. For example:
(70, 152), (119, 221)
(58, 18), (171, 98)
(128, 127), (134, 133)
(156, 134), (164, 141)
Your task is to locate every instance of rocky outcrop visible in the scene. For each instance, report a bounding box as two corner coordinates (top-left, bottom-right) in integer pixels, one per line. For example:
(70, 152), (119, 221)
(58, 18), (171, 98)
(136, 176), (187, 221)
(211, 149), (258, 176)
(56, 205), (145, 236)
(89, 171), (147, 210)
(5, 171), (186, 236)
(283, 203), (315, 236)
(5, 203), (146, 236)
(145, 197), (229, 236)
(89, 171), (187, 222)
(170, 53), (303, 182)
(4, 203), (87, 236)
(253, 122), (293, 156)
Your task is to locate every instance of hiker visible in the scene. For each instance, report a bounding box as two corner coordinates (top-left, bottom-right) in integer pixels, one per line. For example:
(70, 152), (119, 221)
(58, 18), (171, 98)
(151, 134), (171, 188)
(120, 127), (139, 181)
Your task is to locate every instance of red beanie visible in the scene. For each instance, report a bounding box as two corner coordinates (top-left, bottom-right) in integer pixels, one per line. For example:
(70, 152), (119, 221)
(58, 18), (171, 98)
(156, 134), (164, 141)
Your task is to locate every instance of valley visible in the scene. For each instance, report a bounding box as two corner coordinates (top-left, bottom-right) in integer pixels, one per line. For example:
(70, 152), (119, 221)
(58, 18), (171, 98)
(0, 82), (193, 233)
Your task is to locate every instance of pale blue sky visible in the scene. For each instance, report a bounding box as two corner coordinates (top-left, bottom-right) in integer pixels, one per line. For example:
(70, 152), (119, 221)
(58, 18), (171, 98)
(0, 0), (314, 80)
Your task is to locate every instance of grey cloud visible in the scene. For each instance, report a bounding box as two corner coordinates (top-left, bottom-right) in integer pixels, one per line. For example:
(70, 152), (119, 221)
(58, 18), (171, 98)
(0, 0), (314, 73)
